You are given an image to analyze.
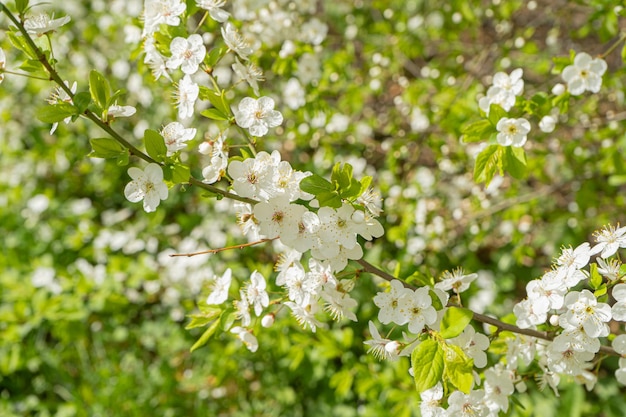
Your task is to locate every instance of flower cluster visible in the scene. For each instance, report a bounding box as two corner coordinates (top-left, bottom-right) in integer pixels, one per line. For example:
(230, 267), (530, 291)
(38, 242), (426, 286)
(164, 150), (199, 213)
(513, 224), (626, 391)
(478, 68), (524, 115)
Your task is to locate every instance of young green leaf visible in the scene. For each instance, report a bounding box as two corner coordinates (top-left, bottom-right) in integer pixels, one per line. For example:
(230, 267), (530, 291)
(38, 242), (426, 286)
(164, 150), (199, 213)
(201, 108), (229, 121)
(411, 338), (445, 393)
(300, 174), (334, 195)
(73, 92), (91, 114)
(487, 103), (507, 126)
(503, 146), (527, 180)
(474, 145), (502, 185)
(439, 307), (474, 339)
(445, 344), (474, 393)
(89, 70), (110, 110)
(462, 119), (493, 143)
(36, 103), (77, 123)
(144, 129), (167, 162)
(589, 263), (602, 290)
(185, 307), (222, 330)
(189, 319), (221, 353)
(89, 137), (126, 158)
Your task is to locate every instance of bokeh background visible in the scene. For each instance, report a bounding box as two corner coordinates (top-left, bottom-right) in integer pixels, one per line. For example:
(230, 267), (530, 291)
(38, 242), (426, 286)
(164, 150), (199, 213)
(1, 0), (625, 415)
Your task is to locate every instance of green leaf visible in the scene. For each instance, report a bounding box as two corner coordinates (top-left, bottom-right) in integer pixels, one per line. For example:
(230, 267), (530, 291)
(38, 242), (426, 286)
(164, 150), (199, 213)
(445, 344), (474, 393)
(220, 310), (237, 331)
(107, 89), (127, 108)
(462, 119), (493, 143)
(199, 86), (231, 116)
(439, 307), (474, 339)
(206, 45), (228, 68)
(164, 163), (191, 184)
(189, 319), (221, 353)
(474, 145), (502, 185)
(411, 338), (444, 393)
(622, 43), (626, 64)
(144, 129), (167, 162)
(7, 31), (37, 59)
(18, 59), (44, 73)
(73, 92), (91, 114)
(185, 307), (222, 330)
(503, 146), (527, 180)
(201, 108), (229, 121)
(300, 174), (334, 195)
(89, 70), (110, 110)
(317, 191), (342, 208)
(36, 103), (77, 123)
(332, 162), (352, 191)
(15, 0), (30, 14)
(89, 137), (126, 159)
(116, 152), (130, 166)
(589, 263), (602, 290)
(487, 103), (507, 126)
(359, 176), (373, 194)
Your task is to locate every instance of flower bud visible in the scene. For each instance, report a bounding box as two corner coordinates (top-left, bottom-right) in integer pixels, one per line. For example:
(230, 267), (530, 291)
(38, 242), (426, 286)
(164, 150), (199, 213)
(549, 314), (560, 326)
(261, 313), (275, 328)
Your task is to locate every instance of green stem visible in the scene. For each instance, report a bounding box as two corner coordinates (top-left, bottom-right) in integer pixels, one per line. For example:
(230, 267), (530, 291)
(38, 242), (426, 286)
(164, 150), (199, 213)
(1, 69), (49, 80)
(600, 32), (626, 59)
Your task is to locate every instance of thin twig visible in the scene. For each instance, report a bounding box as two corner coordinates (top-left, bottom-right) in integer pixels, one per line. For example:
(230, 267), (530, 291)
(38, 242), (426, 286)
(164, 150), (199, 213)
(170, 237), (277, 257)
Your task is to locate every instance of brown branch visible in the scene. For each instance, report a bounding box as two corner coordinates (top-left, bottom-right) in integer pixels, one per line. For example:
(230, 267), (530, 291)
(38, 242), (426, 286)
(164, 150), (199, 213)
(356, 258), (618, 356)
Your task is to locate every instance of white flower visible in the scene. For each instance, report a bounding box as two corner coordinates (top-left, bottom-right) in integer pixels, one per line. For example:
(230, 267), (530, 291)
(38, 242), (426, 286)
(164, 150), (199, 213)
(232, 58), (264, 96)
(144, 37), (171, 81)
(124, 163), (169, 212)
(562, 52), (607, 95)
(0, 48), (5, 84)
(201, 154), (228, 184)
(234, 97), (283, 137)
(562, 289), (611, 338)
(48, 80), (77, 134)
(221, 22), (254, 60)
(283, 78), (306, 110)
(539, 115), (557, 133)
(107, 103), (136, 119)
(478, 68), (524, 114)
(161, 122), (196, 155)
(592, 224), (626, 258)
(300, 18), (328, 45)
(296, 53), (321, 85)
(611, 284), (626, 321)
(253, 196), (306, 239)
(495, 117), (530, 147)
(24, 13), (71, 36)
(420, 382), (445, 417)
(231, 326), (258, 352)
(167, 34), (206, 75)
(320, 281), (358, 322)
(246, 270), (269, 316)
(196, 0), (230, 22)
(143, 0), (186, 36)
(285, 300), (325, 332)
(450, 326), (490, 368)
(398, 287), (437, 334)
(234, 289), (251, 327)
(174, 74), (199, 119)
(32, 267), (62, 294)
(447, 390), (489, 417)
(373, 280), (411, 325)
(435, 267), (477, 294)
(363, 321), (398, 361)
(206, 268), (232, 305)
(612, 334), (626, 355)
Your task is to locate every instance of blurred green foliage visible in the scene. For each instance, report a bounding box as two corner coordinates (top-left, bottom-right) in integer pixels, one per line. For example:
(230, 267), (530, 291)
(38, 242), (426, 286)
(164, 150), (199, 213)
(1, 0), (626, 415)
